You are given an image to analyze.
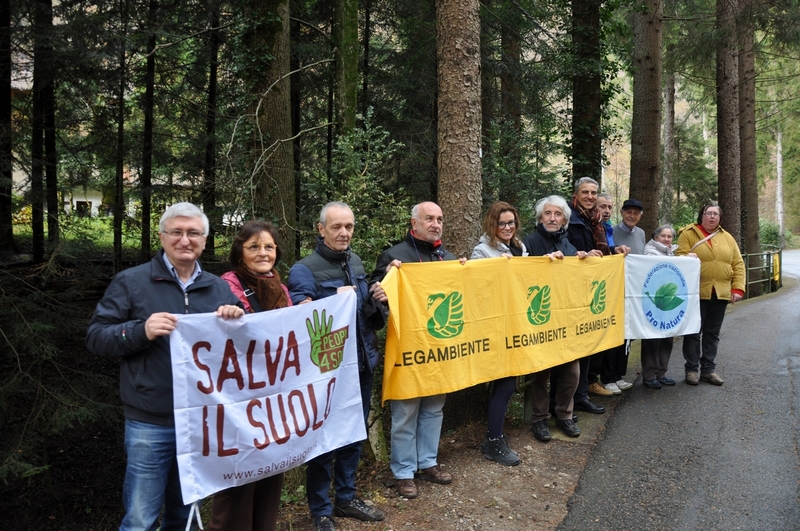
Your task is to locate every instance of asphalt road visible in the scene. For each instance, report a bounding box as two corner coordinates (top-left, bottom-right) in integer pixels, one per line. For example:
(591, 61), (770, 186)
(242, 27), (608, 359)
(781, 249), (800, 278)
(557, 254), (800, 531)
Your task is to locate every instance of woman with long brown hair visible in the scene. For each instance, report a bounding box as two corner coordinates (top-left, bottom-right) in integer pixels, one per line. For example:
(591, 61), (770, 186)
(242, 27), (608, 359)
(207, 220), (291, 531)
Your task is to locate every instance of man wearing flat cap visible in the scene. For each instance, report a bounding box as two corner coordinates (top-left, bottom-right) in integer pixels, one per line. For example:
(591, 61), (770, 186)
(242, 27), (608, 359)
(599, 198), (647, 394)
(613, 199), (646, 255)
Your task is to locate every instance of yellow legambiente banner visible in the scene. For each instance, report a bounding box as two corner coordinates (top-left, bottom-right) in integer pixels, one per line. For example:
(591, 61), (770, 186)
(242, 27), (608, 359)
(381, 254), (625, 400)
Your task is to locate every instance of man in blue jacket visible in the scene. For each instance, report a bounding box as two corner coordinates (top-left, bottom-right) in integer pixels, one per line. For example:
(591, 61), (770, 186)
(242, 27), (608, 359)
(86, 202), (244, 531)
(288, 201), (387, 531)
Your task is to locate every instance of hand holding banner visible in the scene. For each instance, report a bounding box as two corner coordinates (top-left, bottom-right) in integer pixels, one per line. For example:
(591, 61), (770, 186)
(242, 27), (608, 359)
(380, 255), (626, 401)
(170, 290), (365, 504)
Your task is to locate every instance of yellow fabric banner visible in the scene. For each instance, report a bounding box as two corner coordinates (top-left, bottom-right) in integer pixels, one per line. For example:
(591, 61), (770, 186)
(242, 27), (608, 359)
(381, 254), (625, 400)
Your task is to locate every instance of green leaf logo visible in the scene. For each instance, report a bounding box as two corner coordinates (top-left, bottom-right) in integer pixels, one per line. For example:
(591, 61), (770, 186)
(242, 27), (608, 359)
(426, 292), (464, 339)
(527, 285), (551, 325)
(645, 282), (685, 311)
(590, 280), (606, 315)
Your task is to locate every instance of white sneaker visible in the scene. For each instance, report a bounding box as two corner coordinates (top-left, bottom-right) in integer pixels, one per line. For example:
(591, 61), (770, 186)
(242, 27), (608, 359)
(603, 382), (622, 395)
(616, 379), (633, 391)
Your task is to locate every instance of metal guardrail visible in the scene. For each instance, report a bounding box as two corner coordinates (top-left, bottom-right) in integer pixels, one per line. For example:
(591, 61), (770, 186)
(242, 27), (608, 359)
(742, 248), (782, 299)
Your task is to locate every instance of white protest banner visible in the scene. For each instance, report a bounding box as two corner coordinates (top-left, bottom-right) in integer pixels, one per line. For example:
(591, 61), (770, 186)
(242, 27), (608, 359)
(624, 254), (701, 339)
(170, 290), (366, 504)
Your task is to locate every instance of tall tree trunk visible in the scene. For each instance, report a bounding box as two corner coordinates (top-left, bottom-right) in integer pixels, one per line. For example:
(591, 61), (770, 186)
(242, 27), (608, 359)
(437, 0), (484, 429)
(436, 0), (482, 259)
(361, 0), (371, 119)
(629, 0), (662, 238)
(775, 130), (784, 249)
(290, 16), (302, 260)
(202, 1), (220, 259)
(333, 0), (357, 135)
(499, 21), (521, 207)
(43, 0), (57, 246)
(31, 0), (52, 262)
(113, 0), (128, 273)
(661, 67), (676, 226)
(715, 0), (741, 243)
(247, 0), (295, 263)
(738, 0), (759, 292)
(571, 0), (603, 184)
(140, 0), (157, 262)
(0, 0), (14, 251)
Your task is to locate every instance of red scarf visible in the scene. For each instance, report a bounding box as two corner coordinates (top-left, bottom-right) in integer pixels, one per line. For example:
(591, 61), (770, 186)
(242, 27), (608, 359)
(571, 196), (609, 255)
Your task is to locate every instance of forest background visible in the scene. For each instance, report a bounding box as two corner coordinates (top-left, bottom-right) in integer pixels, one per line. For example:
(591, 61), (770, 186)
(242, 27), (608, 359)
(1, 0), (799, 527)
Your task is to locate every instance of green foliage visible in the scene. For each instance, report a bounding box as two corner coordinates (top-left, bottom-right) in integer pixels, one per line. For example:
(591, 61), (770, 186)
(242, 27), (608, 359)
(301, 109), (412, 270)
(668, 121), (718, 227)
(759, 220), (796, 249)
(481, 120), (564, 233)
(0, 262), (118, 482)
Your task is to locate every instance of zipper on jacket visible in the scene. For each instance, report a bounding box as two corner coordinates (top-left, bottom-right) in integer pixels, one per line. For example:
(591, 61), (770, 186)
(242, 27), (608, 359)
(184, 291), (189, 314)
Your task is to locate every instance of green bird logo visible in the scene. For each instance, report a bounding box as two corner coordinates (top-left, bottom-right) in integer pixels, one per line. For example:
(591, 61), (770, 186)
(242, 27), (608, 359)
(426, 292), (464, 339)
(526, 285), (551, 325)
(646, 282), (685, 311)
(590, 280), (606, 314)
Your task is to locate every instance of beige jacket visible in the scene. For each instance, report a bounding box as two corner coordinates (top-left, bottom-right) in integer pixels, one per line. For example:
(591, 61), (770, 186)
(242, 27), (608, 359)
(676, 224), (745, 301)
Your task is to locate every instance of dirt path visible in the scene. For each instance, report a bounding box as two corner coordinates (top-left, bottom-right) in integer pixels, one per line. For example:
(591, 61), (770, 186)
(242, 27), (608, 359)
(278, 420), (601, 531)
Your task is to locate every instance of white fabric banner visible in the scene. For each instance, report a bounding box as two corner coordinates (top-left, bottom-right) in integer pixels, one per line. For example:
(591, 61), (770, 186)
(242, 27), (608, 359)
(170, 290), (365, 504)
(624, 254), (702, 339)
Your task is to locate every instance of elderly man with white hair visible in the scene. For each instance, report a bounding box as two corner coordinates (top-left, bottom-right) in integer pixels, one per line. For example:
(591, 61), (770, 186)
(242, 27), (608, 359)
(522, 195), (590, 441)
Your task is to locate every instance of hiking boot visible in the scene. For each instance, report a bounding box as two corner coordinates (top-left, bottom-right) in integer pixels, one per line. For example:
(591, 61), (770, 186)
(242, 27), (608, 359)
(334, 496), (384, 521)
(483, 436), (521, 466)
(700, 373), (724, 386)
(417, 465), (453, 484)
(555, 418), (581, 437)
(480, 434), (517, 457)
(396, 478), (417, 499)
(532, 420), (551, 442)
(312, 515), (336, 531)
(685, 372), (699, 385)
(589, 381), (614, 396)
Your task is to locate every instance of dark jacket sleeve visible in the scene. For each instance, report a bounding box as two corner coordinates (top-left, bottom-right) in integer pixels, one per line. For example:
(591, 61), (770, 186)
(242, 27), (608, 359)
(287, 263), (318, 305)
(86, 272), (152, 358)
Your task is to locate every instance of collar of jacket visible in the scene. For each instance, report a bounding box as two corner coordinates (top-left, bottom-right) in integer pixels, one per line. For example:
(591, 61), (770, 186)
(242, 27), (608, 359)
(315, 237), (351, 263)
(536, 223), (568, 241)
(405, 230), (442, 252)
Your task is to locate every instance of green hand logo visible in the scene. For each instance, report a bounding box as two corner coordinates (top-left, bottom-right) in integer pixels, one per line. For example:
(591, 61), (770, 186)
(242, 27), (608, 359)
(426, 292), (464, 339)
(306, 309), (348, 373)
(646, 282), (684, 311)
(527, 285), (551, 325)
(590, 280), (606, 314)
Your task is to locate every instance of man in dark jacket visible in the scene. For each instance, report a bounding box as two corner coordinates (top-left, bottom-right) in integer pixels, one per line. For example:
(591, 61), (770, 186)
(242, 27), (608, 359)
(288, 202), (386, 531)
(565, 178), (630, 415)
(86, 202), (244, 531)
(370, 201), (460, 500)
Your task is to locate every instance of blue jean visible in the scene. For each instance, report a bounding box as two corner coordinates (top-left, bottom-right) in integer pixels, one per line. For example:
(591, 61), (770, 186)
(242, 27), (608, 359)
(390, 393), (447, 479)
(306, 370), (373, 517)
(120, 419), (194, 531)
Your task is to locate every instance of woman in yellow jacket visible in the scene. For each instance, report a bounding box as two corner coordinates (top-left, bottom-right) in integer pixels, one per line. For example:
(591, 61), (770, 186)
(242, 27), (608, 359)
(676, 202), (745, 386)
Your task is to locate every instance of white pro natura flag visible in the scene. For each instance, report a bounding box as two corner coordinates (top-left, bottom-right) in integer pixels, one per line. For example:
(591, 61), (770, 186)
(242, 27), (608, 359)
(170, 290), (365, 504)
(624, 255), (702, 339)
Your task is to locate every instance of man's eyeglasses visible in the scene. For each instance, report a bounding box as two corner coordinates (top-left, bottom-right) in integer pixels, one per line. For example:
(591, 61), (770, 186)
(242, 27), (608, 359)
(497, 220), (517, 228)
(702, 211), (720, 218)
(162, 230), (205, 240)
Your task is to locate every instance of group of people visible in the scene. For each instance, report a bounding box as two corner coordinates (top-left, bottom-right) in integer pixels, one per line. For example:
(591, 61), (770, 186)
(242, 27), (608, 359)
(86, 183), (745, 531)
(467, 179), (743, 468)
